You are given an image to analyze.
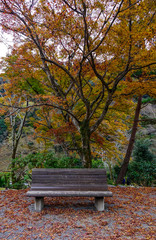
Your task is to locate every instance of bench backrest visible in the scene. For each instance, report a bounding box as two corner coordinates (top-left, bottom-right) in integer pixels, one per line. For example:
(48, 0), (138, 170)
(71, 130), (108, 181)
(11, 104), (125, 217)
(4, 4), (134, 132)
(31, 168), (108, 191)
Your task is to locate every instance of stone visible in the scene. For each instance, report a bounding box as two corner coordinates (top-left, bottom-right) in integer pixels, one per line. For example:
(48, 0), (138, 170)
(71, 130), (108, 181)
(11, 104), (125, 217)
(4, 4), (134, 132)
(95, 197), (104, 211)
(34, 197), (44, 211)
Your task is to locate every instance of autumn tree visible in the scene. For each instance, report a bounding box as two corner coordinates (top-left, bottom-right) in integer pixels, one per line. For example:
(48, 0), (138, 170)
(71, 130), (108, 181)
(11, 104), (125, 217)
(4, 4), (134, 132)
(0, 79), (29, 183)
(0, 0), (155, 167)
(1, 53), (135, 168)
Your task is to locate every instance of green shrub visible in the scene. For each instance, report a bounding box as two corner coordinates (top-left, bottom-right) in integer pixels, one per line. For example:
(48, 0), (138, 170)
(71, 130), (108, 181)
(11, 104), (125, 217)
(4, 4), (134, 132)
(9, 151), (82, 188)
(10, 153), (44, 189)
(128, 139), (156, 186)
(44, 152), (82, 168)
(9, 152), (110, 189)
(0, 172), (11, 188)
(92, 158), (104, 168)
(111, 139), (156, 186)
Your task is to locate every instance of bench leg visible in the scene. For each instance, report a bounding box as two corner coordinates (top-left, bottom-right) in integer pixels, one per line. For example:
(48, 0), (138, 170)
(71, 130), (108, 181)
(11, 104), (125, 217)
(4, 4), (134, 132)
(95, 197), (104, 211)
(34, 197), (44, 211)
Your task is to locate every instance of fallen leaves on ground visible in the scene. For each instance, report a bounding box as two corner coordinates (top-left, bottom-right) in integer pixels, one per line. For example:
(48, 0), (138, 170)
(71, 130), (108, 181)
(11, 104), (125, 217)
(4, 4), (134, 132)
(0, 186), (155, 240)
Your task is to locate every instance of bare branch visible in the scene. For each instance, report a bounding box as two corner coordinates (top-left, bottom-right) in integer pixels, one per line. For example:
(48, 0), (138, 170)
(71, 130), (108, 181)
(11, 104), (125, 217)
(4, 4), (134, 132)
(29, 0), (38, 11)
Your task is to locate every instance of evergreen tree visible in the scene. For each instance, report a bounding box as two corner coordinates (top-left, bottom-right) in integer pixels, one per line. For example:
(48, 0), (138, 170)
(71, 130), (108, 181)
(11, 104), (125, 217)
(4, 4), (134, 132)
(127, 139), (156, 186)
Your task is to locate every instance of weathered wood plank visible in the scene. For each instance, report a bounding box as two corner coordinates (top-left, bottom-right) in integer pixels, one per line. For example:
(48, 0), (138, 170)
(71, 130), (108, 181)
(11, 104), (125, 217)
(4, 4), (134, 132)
(32, 179), (107, 184)
(32, 175), (107, 179)
(32, 168), (107, 175)
(31, 186), (108, 191)
(31, 183), (108, 187)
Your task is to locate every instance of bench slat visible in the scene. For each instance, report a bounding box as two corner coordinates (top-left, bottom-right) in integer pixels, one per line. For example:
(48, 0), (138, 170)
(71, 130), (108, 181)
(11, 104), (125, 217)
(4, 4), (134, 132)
(32, 175), (107, 179)
(31, 183), (108, 186)
(32, 169), (107, 175)
(32, 179), (107, 184)
(30, 185), (108, 191)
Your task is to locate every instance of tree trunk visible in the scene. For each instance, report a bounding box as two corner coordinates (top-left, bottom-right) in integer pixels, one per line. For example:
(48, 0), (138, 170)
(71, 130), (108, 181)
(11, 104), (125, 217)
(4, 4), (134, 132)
(11, 151), (16, 185)
(107, 161), (113, 181)
(80, 120), (92, 168)
(11, 113), (27, 184)
(116, 95), (142, 185)
(11, 140), (19, 184)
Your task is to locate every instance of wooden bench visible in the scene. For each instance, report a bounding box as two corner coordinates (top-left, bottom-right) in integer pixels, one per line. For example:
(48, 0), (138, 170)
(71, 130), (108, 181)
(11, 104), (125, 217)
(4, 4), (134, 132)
(26, 168), (112, 211)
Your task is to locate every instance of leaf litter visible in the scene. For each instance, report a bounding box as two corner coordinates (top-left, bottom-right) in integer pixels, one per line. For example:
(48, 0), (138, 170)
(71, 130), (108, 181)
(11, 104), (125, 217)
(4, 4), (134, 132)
(0, 186), (155, 240)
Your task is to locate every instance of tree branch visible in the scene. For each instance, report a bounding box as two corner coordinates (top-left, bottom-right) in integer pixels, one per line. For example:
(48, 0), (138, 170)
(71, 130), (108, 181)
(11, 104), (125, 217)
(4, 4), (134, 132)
(119, 0), (141, 13)
(62, 0), (83, 15)
(131, 62), (156, 70)
(85, 0), (124, 58)
(0, 102), (80, 130)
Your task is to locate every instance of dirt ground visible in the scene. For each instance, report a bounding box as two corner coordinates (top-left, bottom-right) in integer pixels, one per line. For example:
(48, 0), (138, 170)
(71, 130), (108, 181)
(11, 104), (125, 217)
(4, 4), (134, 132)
(0, 186), (155, 240)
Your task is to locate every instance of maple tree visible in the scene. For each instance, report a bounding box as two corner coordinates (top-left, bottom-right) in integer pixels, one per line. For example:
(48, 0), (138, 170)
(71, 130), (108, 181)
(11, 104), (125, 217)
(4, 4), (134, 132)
(0, 0), (155, 167)
(1, 55), (134, 171)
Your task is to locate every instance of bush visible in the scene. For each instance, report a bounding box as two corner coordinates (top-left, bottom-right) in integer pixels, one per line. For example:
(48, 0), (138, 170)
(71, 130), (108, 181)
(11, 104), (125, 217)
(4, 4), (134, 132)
(0, 172), (11, 188)
(9, 152), (107, 189)
(111, 139), (156, 186)
(44, 152), (82, 168)
(92, 158), (104, 168)
(10, 153), (45, 189)
(9, 151), (83, 188)
(127, 139), (156, 186)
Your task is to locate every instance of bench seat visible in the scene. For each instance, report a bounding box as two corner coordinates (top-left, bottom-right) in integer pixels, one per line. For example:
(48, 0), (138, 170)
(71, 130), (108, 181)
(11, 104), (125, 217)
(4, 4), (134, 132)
(27, 190), (113, 197)
(27, 168), (113, 211)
